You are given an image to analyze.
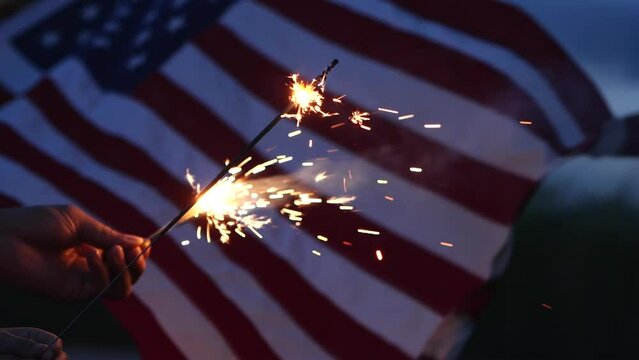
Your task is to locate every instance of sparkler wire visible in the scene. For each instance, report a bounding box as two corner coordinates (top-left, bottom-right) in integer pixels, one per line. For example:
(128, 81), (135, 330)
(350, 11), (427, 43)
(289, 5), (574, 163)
(45, 59), (339, 352)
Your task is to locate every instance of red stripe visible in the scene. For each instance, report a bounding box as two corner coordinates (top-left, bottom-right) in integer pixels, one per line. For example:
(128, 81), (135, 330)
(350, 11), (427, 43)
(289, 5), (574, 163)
(0, 193), (20, 207)
(257, 0), (568, 152)
(104, 296), (187, 360)
(391, 0), (611, 144)
(134, 73), (483, 314)
(192, 25), (537, 225)
(0, 84), (12, 107)
(0, 197), (185, 360)
(0, 124), (280, 360)
(25, 82), (409, 359)
(27, 79), (193, 207)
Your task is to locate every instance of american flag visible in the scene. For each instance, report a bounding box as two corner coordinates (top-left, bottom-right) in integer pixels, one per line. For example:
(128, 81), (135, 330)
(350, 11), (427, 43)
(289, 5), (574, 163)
(0, 1), (611, 359)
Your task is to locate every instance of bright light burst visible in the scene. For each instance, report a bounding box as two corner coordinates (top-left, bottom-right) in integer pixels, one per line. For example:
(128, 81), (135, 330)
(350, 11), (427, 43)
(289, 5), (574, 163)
(282, 74), (337, 125)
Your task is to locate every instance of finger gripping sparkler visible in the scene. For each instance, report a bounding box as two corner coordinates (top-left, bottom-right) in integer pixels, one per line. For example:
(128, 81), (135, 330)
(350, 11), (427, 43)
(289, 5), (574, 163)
(45, 59), (339, 352)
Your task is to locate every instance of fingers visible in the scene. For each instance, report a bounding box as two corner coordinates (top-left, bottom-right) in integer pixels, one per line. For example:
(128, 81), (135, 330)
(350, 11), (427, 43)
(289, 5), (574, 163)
(126, 246), (147, 285)
(70, 206), (145, 249)
(104, 245), (133, 298)
(0, 328), (58, 359)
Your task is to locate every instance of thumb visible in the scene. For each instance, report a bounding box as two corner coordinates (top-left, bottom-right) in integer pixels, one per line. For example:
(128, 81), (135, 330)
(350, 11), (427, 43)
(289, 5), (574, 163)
(0, 332), (47, 358)
(74, 209), (144, 249)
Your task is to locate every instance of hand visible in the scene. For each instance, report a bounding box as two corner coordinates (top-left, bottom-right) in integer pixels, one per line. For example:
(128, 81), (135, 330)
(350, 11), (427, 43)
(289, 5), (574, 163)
(0, 205), (150, 301)
(0, 327), (65, 360)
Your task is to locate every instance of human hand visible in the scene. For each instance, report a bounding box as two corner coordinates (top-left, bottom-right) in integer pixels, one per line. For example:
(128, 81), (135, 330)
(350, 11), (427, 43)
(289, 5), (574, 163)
(0, 327), (65, 360)
(0, 205), (150, 301)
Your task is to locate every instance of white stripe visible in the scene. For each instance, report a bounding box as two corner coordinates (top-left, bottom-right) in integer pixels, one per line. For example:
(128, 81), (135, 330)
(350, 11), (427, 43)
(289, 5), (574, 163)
(219, 0), (556, 180)
(135, 263), (239, 360)
(0, 0), (71, 38)
(47, 59), (440, 356)
(0, 99), (333, 360)
(0, 156), (237, 360)
(162, 44), (508, 279)
(0, 42), (41, 93)
(331, 0), (585, 147)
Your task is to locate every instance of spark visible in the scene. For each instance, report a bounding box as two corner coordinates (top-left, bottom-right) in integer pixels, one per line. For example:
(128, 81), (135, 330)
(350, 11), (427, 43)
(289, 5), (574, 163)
(384, 196), (394, 201)
(278, 156), (293, 164)
(332, 94), (346, 103)
(358, 229), (380, 236)
(398, 114), (414, 120)
(409, 167), (423, 173)
(331, 122), (346, 129)
(317, 235), (328, 242)
(315, 171), (329, 182)
(440, 242), (454, 248)
(343, 177), (348, 193)
(378, 107), (399, 114)
(519, 120), (533, 125)
(424, 123), (442, 129)
(288, 129), (302, 137)
(541, 303), (552, 310)
(180, 240), (190, 246)
(312, 250), (322, 256)
(308, 139), (313, 148)
(339, 205), (354, 210)
(376, 250), (383, 261)
(327, 149), (339, 153)
(302, 162), (314, 167)
(196, 225), (202, 240)
(342, 241), (353, 246)
(327, 196), (356, 204)
(377, 179), (388, 184)
(349, 111), (370, 130)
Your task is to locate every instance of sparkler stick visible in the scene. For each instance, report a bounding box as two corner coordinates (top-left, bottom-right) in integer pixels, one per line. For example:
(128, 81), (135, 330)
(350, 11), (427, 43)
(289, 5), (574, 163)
(46, 59), (339, 351)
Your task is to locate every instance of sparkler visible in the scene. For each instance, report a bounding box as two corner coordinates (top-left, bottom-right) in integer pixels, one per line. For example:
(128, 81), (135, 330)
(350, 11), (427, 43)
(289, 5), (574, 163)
(48, 59), (340, 350)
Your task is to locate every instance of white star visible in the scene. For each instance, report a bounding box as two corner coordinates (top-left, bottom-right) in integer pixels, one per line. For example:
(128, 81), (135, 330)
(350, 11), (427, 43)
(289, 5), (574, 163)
(81, 4), (100, 21)
(166, 15), (185, 33)
(143, 10), (158, 24)
(41, 31), (60, 48)
(127, 54), (146, 70)
(103, 21), (121, 33)
(115, 5), (131, 18)
(91, 36), (110, 48)
(173, 0), (189, 9)
(134, 30), (152, 46)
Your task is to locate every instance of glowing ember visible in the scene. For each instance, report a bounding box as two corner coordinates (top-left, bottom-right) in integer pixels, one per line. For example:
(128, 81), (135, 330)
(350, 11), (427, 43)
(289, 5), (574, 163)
(358, 229), (380, 236)
(315, 171), (329, 182)
(440, 242), (454, 248)
(424, 123), (442, 129)
(349, 111), (371, 130)
(288, 129), (302, 137)
(519, 120), (533, 125)
(384, 196), (394, 201)
(282, 74), (336, 125)
(180, 240), (190, 246)
(302, 162), (314, 167)
(377, 179), (388, 184)
(376, 250), (383, 261)
(378, 107), (398, 114)
(409, 167), (423, 173)
(312, 250), (322, 256)
(342, 241), (353, 246)
(317, 235), (328, 242)
(398, 114), (414, 120)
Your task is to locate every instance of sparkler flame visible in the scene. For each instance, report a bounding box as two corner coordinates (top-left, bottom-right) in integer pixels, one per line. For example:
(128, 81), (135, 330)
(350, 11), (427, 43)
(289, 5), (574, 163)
(282, 74), (337, 125)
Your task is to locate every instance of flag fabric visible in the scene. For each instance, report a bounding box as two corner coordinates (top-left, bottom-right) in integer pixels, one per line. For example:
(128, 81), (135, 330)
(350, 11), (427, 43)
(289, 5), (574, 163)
(0, 1), (611, 359)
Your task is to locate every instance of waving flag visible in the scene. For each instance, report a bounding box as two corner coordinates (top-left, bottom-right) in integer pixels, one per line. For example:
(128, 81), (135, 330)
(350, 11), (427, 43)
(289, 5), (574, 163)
(0, 1), (611, 359)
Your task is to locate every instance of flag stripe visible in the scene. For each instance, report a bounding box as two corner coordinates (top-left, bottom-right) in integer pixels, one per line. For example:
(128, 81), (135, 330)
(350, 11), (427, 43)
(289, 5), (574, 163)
(390, 0), (611, 141)
(103, 296), (188, 360)
(0, 124), (280, 360)
(23, 81), (410, 359)
(0, 84), (12, 107)
(134, 73), (483, 314)
(192, 25), (537, 225)
(257, 0), (567, 152)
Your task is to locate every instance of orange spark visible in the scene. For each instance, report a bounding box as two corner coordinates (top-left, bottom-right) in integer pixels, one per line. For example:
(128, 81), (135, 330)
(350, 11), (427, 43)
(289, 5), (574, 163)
(376, 250), (384, 261)
(440, 242), (454, 248)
